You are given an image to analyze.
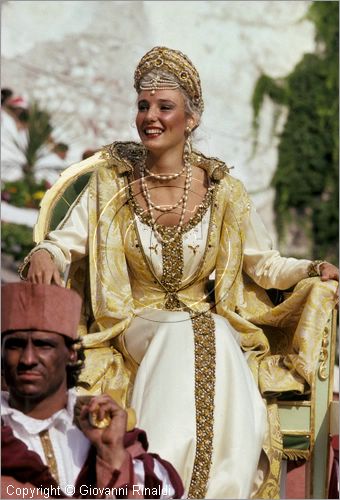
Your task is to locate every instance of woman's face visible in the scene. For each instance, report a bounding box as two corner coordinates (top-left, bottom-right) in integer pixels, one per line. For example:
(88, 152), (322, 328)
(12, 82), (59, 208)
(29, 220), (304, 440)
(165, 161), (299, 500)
(136, 89), (192, 155)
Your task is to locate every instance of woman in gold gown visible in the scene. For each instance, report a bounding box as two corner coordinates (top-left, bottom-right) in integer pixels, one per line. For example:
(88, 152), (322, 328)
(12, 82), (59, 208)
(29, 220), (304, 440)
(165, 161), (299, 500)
(23, 47), (339, 499)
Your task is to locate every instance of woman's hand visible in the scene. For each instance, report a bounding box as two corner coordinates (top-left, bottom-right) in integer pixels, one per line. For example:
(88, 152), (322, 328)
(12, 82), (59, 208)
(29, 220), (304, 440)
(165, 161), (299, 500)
(26, 249), (62, 285)
(320, 262), (339, 308)
(78, 395), (128, 470)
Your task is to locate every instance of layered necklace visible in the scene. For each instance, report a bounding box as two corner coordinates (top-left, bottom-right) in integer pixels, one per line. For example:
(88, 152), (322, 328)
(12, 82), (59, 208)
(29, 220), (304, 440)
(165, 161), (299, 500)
(140, 155), (192, 244)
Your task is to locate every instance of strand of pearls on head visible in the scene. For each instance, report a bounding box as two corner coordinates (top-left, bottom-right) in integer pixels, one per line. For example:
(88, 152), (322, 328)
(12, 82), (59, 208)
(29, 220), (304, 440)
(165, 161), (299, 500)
(139, 74), (180, 96)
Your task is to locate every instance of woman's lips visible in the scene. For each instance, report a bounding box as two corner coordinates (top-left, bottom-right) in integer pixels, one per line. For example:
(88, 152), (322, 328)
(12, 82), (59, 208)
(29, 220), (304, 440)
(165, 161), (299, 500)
(144, 127), (164, 138)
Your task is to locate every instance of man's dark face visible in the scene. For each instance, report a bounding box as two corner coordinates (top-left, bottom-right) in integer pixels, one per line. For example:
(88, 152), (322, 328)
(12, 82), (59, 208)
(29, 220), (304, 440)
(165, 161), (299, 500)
(2, 330), (72, 406)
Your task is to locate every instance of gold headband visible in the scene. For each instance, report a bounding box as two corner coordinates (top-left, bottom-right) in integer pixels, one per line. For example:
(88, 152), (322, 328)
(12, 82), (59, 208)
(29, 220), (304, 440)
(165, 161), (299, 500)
(134, 46), (204, 113)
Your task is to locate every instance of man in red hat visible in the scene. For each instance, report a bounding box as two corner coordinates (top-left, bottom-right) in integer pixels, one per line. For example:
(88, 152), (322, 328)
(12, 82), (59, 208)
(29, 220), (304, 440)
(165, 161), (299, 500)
(1, 282), (183, 499)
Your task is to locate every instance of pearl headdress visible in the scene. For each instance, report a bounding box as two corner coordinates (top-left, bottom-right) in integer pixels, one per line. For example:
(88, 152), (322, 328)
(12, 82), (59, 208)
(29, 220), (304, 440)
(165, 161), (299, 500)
(134, 46), (204, 113)
(139, 74), (180, 94)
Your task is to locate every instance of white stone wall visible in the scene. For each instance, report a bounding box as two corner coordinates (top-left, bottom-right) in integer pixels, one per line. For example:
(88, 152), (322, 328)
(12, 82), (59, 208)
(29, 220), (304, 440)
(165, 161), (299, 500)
(2, 0), (315, 245)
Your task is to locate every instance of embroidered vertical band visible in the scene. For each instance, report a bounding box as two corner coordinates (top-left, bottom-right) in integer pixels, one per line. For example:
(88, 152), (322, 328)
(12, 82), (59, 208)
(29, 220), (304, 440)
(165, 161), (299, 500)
(187, 311), (216, 498)
(159, 225), (216, 498)
(161, 235), (184, 310)
(39, 429), (60, 484)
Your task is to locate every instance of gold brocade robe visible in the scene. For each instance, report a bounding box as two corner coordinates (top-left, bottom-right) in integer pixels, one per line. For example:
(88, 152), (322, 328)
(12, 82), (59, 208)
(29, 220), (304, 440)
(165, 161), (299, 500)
(29, 142), (337, 498)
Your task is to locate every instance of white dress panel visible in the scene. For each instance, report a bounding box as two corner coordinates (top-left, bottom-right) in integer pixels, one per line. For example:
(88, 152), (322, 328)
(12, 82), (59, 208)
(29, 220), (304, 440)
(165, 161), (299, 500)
(125, 219), (267, 498)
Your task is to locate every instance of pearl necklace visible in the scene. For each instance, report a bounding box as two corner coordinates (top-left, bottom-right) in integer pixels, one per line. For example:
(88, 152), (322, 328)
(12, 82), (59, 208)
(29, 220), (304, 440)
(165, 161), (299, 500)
(140, 159), (192, 244)
(141, 165), (192, 213)
(143, 163), (186, 181)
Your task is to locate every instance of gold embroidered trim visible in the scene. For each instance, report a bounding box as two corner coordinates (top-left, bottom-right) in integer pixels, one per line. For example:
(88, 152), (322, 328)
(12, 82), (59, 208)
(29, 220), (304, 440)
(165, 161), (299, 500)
(255, 402), (283, 499)
(101, 141), (145, 174)
(39, 429), (60, 483)
(161, 235), (184, 310)
(128, 180), (215, 237)
(101, 141), (232, 180)
(318, 325), (329, 380)
(188, 311), (216, 499)
(282, 449), (310, 461)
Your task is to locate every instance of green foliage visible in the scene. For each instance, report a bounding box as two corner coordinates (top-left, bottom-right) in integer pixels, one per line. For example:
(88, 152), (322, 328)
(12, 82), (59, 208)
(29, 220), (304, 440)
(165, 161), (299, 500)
(252, 2), (339, 262)
(252, 75), (287, 130)
(1, 222), (35, 262)
(24, 101), (53, 184)
(1, 178), (51, 209)
(308, 1), (339, 56)
(1, 102), (53, 264)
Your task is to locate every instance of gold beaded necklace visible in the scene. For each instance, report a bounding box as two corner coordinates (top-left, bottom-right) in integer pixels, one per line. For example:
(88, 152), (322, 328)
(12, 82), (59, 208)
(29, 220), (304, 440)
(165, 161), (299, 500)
(140, 157), (192, 244)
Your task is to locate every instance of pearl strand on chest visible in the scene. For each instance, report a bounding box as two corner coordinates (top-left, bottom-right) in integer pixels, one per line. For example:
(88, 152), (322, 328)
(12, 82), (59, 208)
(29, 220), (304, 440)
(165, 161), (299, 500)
(140, 159), (193, 244)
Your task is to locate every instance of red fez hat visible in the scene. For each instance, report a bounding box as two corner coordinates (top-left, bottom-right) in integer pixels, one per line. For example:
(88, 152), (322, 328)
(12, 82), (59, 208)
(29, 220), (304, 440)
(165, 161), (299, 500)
(1, 283), (82, 339)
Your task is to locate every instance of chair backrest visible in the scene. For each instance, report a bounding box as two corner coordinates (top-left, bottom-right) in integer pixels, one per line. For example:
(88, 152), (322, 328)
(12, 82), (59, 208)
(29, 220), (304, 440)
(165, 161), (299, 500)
(34, 159), (97, 243)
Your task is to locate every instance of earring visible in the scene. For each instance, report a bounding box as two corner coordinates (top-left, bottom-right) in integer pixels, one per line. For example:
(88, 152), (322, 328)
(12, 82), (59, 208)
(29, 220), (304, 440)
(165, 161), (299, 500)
(184, 135), (192, 157)
(184, 124), (193, 158)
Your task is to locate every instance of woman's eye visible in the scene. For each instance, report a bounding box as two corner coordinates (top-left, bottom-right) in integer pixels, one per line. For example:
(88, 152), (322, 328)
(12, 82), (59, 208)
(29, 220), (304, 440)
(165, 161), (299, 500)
(161, 105), (173, 111)
(138, 103), (148, 111)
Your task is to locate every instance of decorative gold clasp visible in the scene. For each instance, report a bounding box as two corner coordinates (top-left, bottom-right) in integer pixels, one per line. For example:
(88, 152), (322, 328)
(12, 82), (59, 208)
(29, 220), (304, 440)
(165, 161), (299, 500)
(318, 326), (330, 380)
